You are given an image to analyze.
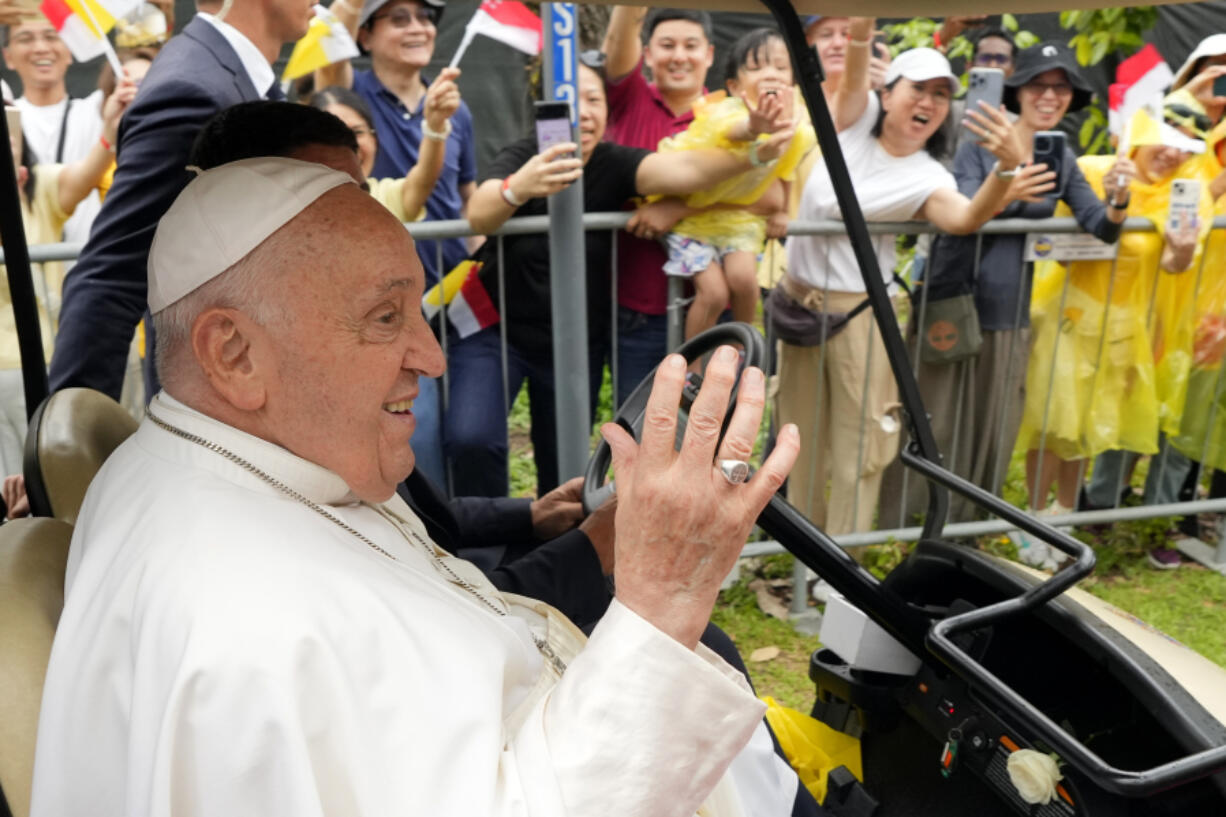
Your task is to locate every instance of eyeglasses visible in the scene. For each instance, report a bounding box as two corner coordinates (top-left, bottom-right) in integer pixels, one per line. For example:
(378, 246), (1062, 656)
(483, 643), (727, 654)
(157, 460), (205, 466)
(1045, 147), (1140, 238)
(370, 7), (438, 28)
(904, 82), (951, 103)
(972, 53), (1011, 67)
(1023, 81), (1073, 98)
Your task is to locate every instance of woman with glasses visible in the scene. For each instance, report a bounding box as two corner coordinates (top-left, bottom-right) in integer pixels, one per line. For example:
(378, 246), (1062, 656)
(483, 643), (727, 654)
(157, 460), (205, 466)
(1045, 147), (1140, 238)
(777, 18), (1028, 543)
(880, 42), (1130, 540)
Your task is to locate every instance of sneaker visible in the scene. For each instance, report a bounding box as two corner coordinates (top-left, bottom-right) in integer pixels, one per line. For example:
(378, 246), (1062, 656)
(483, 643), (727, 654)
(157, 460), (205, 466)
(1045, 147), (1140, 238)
(1147, 547), (1182, 570)
(1042, 503), (1071, 568)
(1010, 529), (1057, 571)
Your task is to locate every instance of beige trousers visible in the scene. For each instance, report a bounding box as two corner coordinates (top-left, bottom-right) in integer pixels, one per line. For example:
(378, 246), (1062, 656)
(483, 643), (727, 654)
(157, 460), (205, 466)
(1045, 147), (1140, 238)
(775, 287), (901, 537)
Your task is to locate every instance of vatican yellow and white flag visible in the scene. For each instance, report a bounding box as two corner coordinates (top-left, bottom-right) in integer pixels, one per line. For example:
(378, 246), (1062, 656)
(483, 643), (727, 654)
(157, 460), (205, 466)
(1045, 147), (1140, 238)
(283, 5), (360, 82)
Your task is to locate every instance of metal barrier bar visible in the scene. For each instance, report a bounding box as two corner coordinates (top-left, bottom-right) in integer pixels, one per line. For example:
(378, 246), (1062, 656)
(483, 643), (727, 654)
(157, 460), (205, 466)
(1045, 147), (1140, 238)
(739, 497), (1226, 557)
(12, 214), (1226, 268)
(21, 216), (1226, 552)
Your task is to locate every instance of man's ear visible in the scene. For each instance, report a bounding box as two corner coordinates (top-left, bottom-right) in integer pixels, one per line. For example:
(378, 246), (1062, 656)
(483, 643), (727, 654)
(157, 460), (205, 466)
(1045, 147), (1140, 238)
(191, 308), (267, 411)
(356, 26), (372, 53)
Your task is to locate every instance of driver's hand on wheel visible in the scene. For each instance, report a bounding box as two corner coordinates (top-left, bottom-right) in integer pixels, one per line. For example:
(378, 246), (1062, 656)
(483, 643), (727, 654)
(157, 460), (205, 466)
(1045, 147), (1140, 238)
(602, 346), (800, 649)
(530, 476), (586, 540)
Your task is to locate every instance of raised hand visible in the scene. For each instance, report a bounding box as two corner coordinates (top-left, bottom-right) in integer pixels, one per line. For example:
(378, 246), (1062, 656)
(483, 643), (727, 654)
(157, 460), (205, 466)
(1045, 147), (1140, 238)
(503, 142), (583, 203)
(742, 86), (794, 137)
(1005, 163), (1058, 204)
(964, 101), (1024, 170)
(425, 66), (462, 133)
(603, 347), (799, 648)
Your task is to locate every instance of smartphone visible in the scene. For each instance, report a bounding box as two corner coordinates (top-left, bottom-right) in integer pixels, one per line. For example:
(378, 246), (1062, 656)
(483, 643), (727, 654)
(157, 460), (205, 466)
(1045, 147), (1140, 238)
(1168, 178), (1201, 232)
(963, 67), (1004, 142)
(1032, 130), (1065, 195)
(1214, 74), (1226, 99)
(534, 101), (575, 158)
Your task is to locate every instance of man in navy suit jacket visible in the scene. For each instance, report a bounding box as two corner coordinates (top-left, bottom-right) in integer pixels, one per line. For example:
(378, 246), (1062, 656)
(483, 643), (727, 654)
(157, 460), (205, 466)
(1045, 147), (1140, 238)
(48, 0), (314, 400)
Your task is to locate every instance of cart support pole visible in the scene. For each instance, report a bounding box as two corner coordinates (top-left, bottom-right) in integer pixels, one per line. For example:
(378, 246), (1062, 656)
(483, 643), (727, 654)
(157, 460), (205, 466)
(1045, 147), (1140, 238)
(0, 103), (49, 416)
(543, 3), (591, 484)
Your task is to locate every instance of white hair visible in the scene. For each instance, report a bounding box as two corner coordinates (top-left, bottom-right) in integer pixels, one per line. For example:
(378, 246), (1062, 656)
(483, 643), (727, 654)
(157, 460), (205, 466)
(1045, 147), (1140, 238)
(152, 252), (284, 392)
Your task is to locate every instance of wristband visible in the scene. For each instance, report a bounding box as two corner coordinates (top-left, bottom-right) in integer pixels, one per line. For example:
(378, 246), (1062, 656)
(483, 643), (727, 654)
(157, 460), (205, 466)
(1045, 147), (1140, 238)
(992, 161), (1018, 181)
(99, 135), (114, 152)
(501, 176), (524, 207)
(1109, 193), (1131, 210)
(422, 120), (452, 142)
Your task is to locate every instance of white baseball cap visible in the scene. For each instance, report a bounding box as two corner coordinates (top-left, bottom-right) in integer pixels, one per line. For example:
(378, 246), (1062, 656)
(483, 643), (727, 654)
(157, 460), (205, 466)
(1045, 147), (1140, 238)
(148, 157), (356, 313)
(1173, 34), (1226, 90)
(884, 48), (960, 96)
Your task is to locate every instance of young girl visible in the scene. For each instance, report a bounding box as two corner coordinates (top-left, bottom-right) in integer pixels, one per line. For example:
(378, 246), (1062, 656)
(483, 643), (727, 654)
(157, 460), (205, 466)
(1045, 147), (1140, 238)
(655, 27), (816, 340)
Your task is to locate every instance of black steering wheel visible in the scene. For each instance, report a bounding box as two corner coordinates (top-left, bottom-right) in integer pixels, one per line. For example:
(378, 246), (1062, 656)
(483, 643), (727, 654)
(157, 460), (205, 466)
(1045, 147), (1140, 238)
(582, 322), (767, 514)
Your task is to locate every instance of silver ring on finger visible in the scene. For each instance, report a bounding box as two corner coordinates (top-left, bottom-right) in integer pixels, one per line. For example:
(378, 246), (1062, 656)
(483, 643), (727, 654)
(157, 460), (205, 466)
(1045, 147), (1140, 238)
(717, 459), (751, 485)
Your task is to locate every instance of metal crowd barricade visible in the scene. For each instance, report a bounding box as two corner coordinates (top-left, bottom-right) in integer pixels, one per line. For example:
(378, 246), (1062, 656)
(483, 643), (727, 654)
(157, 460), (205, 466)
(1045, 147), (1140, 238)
(13, 215), (1226, 580)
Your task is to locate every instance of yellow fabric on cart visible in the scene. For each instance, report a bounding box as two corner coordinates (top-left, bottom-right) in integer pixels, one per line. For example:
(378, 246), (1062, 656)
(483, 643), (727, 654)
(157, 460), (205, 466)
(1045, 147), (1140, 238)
(1017, 154), (1211, 460)
(761, 695), (861, 806)
(1169, 145), (1226, 468)
(655, 91), (816, 254)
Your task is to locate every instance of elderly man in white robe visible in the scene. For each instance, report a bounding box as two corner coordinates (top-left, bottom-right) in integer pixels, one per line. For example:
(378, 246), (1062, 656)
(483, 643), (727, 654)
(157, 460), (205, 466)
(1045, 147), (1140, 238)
(30, 157), (804, 816)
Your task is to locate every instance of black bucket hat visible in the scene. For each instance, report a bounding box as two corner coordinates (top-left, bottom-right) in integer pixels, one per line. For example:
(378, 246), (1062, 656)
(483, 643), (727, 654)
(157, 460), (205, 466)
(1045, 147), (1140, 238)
(1003, 42), (1093, 114)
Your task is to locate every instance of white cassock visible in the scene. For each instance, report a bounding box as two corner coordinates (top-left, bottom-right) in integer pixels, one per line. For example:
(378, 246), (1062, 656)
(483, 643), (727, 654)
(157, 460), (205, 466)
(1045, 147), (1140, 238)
(30, 393), (799, 816)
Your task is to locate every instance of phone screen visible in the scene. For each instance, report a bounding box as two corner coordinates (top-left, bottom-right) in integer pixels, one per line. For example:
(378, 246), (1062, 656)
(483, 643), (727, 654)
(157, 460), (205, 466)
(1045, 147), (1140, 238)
(1032, 131), (1065, 195)
(534, 101), (574, 156)
(1214, 74), (1226, 99)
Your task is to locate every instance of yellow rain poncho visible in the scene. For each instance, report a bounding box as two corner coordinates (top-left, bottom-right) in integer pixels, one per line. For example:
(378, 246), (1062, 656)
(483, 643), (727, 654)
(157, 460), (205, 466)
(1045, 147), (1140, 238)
(1168, 135), (1226, 469)
(1018, 153), (1212, 460)
(654, 90), (816, 254)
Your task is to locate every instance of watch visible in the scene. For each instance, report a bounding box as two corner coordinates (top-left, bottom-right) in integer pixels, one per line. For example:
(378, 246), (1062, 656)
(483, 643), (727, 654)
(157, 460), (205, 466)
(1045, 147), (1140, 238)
(993, 162), (1019, 181)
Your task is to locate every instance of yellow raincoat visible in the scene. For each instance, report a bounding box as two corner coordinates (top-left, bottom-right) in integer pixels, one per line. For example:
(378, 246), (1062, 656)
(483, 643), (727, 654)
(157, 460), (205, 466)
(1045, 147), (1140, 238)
(1168, 143), (1226, 469)
(1018, 154), (1211, 460)
(654, 91), (816, 253)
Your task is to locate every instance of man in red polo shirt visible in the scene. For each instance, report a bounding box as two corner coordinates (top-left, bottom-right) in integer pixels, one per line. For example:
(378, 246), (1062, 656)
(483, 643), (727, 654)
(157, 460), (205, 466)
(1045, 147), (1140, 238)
(601, 6), (714, 405)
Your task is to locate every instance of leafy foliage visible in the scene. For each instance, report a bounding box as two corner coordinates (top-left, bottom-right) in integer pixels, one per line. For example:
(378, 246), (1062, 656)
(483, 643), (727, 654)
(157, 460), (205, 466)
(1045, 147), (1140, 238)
(1059, 7), (1158, 154)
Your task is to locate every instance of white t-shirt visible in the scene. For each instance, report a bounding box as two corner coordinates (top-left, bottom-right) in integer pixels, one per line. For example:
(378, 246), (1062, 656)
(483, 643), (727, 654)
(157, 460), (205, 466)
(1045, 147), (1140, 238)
(787, 93), (956, 293)
(15, 91), (104, 247)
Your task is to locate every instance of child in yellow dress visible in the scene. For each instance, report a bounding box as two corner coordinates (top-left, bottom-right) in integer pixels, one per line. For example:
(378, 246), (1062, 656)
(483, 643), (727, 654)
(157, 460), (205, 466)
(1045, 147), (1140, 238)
(655, 28), (816, 340)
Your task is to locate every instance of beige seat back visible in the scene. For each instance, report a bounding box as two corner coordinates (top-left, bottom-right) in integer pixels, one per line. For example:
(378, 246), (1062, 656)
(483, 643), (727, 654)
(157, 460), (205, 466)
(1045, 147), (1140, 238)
(24, 388), (138, 525)
(0, 517), (72, 817)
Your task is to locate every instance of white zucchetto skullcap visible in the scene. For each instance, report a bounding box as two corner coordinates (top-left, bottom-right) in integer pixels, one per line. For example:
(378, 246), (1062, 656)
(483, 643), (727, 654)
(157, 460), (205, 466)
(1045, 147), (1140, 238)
(148, 157), (356, 313)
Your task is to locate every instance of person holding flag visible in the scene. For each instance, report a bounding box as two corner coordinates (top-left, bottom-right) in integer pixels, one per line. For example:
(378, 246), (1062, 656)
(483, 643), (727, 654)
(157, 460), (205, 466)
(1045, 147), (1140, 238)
(4, 7), (108, 253)
(314, 0), (477, 287)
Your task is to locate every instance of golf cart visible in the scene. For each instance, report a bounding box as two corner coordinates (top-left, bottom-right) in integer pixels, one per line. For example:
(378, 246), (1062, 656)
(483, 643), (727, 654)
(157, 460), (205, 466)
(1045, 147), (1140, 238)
(0, 1), (1223, 817)
(579, 0), (1226, 814)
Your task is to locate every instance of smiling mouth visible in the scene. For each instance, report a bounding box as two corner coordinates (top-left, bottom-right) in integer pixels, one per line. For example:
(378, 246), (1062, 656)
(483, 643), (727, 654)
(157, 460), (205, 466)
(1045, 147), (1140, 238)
(383, 399), (414, 414)
(913, 114), (931, 125)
